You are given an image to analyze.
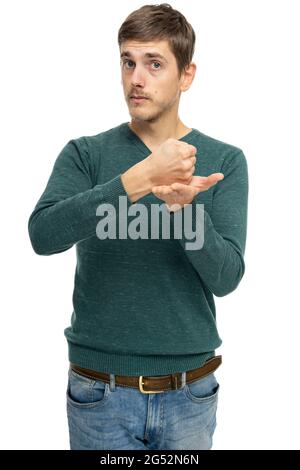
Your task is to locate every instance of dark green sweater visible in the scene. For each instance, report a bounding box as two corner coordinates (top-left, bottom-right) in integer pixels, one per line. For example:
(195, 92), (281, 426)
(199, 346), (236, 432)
(28, 122), (248, 376)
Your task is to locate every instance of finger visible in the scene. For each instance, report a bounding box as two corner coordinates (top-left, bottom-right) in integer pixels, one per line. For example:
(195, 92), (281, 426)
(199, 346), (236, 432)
(154, 186), (174, 196)
(170, 182), (186, 191)
(206, 173), (224, 185)
(182, 144), (197, 159)
(213, 172), (224, 180)
(169, 184), (199, 201)
(152, 186), (167, 193)
(190, 173), (224, 189)
(184, 159), (196, 174)
(187, 156), (197, 166)
(189, 144), (197, 154)
(189, 176), (207, 187)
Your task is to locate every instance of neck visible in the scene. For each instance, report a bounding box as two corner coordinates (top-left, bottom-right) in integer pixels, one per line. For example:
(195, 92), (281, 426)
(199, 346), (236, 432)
(128, 116), (192, 146)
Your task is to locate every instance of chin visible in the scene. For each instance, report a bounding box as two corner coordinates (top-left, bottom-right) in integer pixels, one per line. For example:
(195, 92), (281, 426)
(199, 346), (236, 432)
(129, 111), (148, 120)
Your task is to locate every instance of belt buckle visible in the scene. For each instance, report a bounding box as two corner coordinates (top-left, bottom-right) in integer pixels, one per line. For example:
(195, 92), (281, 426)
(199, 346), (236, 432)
(139, 376), (164, 394)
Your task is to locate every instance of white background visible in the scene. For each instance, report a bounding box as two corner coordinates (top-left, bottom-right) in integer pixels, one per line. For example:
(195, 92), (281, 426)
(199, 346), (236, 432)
(1, 0), (299, 450)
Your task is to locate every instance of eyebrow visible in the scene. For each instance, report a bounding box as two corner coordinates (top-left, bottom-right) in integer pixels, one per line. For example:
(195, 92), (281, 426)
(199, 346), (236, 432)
(120, 51), (168, 63)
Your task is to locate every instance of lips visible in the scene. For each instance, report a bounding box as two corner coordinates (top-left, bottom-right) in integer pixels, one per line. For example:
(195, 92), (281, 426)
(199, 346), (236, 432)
(130, 96), (148, 104)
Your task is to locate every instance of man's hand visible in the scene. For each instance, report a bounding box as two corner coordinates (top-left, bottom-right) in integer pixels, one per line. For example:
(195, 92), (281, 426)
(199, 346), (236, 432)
(121, 138), (197, 203)
(152, 173), (224, 211)
(146, 139), (197, 186)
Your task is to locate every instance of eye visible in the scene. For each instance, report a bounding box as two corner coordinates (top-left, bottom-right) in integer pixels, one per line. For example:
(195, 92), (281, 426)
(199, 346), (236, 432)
(121, 59), (162, 70)
(122, 59), (134, 69)
(151, 61), (161, 70)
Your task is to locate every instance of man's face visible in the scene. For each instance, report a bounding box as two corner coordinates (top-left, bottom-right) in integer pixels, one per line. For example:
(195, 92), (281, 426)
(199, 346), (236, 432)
(120, 39), (185, 123)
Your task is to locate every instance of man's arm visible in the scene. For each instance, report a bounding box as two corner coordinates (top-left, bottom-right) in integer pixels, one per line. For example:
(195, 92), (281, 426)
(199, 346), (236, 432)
(176, 150), (248, 297)
(28, 138), (152, 256)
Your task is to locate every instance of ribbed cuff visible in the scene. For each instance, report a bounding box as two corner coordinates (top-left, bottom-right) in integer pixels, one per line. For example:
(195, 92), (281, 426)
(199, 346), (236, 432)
(95, 174), (133, 207)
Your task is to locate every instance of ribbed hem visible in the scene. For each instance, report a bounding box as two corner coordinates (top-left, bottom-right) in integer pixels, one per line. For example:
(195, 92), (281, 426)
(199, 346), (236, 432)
(67, 341), (217, 376)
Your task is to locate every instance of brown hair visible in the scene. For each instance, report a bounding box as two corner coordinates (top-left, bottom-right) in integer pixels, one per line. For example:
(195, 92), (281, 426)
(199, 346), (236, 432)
(118, 3), (196, 78)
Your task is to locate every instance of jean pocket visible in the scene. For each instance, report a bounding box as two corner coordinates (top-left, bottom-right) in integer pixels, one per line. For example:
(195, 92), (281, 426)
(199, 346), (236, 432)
(184, 372), (220, 403)
(66, 368), (111, 408)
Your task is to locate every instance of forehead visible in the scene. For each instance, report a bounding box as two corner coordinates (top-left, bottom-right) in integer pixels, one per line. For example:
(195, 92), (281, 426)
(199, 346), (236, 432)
(120, 39), (173, 60)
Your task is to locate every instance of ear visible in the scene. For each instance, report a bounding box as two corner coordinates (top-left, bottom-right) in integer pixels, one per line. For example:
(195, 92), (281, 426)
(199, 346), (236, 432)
(179, 62), (197, 92)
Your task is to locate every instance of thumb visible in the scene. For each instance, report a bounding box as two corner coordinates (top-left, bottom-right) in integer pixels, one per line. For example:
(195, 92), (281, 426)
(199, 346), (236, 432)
(208, 173), (224, 185)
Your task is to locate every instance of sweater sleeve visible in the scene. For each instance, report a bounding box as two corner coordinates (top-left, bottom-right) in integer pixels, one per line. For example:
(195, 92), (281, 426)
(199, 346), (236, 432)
(28, 138), (131, 256)
(177, 149), (249, 297)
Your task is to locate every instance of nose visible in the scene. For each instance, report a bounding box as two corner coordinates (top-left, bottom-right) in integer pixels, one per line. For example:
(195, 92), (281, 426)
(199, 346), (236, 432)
(130, 64), (145, 88)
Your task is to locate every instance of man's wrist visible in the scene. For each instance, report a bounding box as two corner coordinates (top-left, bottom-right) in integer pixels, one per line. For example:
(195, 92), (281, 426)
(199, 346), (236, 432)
(121, 159), (153, 203)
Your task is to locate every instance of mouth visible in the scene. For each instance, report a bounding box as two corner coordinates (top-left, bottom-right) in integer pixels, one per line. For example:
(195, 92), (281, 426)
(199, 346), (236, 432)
(130, 96), (149, 104)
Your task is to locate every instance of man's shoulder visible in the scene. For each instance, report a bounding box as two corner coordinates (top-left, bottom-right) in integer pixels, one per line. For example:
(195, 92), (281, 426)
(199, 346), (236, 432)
(70, 123), (125, 150)
(192, 128), (244, 156)
(90, 122), (125, 141)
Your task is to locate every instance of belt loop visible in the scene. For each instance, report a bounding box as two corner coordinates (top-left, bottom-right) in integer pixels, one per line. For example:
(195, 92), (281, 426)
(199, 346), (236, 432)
(180, 371), (186, 389)
(109, 374), (116, 392)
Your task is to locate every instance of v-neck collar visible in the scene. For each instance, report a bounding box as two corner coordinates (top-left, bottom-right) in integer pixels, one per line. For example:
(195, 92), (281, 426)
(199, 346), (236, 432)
(120, 121), (198, 156)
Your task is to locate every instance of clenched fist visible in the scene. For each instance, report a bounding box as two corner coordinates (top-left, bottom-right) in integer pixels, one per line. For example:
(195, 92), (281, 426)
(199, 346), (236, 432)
(146, 138), (197, 186)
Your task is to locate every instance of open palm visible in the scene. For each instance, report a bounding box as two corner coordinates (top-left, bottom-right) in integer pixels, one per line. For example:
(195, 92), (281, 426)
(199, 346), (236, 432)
(152, 173), (224, 211)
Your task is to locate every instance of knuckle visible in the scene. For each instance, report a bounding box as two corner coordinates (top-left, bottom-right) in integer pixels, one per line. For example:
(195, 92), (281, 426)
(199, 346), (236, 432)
(181, 160), (187, 169)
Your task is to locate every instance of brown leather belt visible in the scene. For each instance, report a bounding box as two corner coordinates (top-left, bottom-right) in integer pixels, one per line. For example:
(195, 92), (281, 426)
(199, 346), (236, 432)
(70, 355), (222, 394)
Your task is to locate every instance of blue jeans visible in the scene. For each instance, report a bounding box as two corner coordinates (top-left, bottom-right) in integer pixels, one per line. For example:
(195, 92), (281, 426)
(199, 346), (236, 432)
(66, 366), (219, 450)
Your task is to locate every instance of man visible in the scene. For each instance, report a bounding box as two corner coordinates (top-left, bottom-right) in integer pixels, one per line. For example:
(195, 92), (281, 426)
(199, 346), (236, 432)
(28, 3), (248, 450)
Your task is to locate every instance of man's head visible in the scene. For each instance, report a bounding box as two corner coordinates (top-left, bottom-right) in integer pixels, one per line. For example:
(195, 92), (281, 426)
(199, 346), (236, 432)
(118, 3), (196, 124)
